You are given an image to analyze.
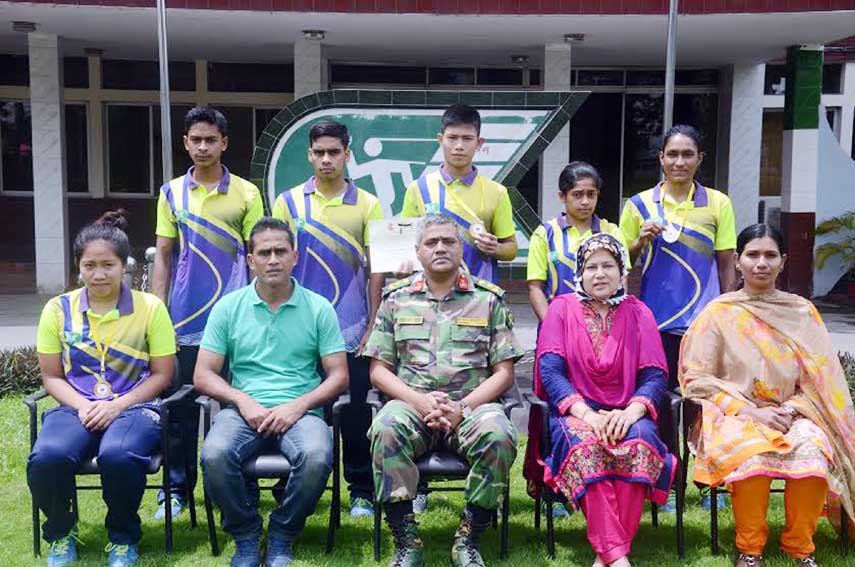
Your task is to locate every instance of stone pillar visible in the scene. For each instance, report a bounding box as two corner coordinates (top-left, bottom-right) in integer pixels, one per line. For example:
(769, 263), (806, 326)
(725, 63), (764, 234)
(294, 37), (324, 99)
(86, 49), (105, 197)
(780, 45), (823, 297)
(539, 42), (572, 220)
(29, 32), (69, 294)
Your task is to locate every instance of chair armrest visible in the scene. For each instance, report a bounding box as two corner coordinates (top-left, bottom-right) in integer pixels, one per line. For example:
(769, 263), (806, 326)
(23, 389), (50, 411)
(523, 392), (551, 453)
(161, 384), (194, 408)
(195, 394), (215, 436)
(332, 392), (351, 416)
(499, 381), (523, 417)
(366, 389), (383, 413)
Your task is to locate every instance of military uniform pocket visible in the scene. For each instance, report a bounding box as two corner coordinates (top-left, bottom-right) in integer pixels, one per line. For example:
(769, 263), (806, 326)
(451, 325), (489, 368)
(395, 324), (432, 366)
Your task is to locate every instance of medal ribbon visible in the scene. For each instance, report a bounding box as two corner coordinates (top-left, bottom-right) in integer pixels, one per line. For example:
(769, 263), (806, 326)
(438, 175), (486, 226)
(89, 314), (119, 398)
(655, 182), (692, 241)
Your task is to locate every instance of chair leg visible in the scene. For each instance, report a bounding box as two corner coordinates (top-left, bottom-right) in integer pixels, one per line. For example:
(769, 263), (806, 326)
(546, 492), (555, 559)
(534, 491), (541, 532)
(651, 502), (659, 527)
(500, 482), (510, 559)
(71, 484), (79, 524)
(676, 462), (685, 559)
(203, 486), (219, 557)
(326, 484), (336, 553)
(373, 503), (382, 562)
(841, 510), (849, 556)
(164, 465), (173, 552)
(710, 486), (719, 556)
(492, 509), (498, 529)
(32, 493), (40, 557)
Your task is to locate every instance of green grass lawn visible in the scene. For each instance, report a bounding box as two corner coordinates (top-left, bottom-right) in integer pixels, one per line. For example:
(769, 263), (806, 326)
(0, 394), (849, 567)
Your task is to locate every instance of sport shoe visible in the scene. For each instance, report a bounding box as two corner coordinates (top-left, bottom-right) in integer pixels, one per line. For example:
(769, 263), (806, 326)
(231, 537), (261, 567)
(350, 496), (374, 518)
(264, 534), (294, 567)
(543, 501), (571, 518)
(412, 493), (429, 515)
(735, 553), (763, 567)
(47, 533), (79, 566)
(105, 543), (138, 566)
(701, 491), (729, 511)
(153, 497), (183, 521)
(659, 491), (677, 514)
(794, 557), (822, 567)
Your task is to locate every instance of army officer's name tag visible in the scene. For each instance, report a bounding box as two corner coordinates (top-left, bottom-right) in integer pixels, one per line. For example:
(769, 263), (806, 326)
(398, 316), (424, 325)
(457, 317), (488, 327)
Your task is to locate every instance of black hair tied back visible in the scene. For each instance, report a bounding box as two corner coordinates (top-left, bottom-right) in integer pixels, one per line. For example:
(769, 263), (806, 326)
(73, 208), (131, 265)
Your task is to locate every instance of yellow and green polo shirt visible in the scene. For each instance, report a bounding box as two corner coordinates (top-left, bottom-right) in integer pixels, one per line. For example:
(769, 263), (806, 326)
(155, 165), (264, 346)
(400, 166), (515, 284)
(37, 283), (176, 402)
(619, 181), (736, 333)
(527, 214), (627, 300)
(272, 177), (383, 351)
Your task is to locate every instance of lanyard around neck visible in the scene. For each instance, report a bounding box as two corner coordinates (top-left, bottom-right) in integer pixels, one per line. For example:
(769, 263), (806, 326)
(439, 174), (485, 224)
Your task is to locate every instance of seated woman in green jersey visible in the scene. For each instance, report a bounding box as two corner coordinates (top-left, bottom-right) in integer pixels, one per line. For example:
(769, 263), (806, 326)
(527, 161), (627, 323)
(27, 210), (176, 567)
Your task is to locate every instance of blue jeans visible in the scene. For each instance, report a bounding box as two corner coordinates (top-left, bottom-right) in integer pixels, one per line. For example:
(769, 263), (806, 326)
(27, 405), (162, 544)
(200, 407), (332, 541)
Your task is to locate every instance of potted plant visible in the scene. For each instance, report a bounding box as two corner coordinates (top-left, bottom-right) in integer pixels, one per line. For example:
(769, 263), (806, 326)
(815, 211), (855, 298)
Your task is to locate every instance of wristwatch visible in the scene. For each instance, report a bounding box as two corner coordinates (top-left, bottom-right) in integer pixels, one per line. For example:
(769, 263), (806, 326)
(458, 400), (472, 419)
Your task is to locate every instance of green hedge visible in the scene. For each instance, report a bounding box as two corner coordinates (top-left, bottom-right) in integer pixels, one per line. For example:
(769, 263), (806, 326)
(0, 346), (41, 398)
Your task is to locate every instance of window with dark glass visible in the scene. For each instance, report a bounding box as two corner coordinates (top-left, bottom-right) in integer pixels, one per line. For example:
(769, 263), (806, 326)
(626, 70), (665, 86)
(0, 101), (33, 191)
(63, 57), (89, 89)
(215, 106), (254, 179)
(477, 68), (524, 86)
(760, 110), (783, 197)
(102, 60), (195, 90)
(529, 68), (541, 86)
(673, 93), (718, 187)
(65, 104), (88, 193)
(107, 105), (152, 193)
(568, 93), (623, 221)
(0, 55), (29, 86)
(577, 70), (624, 87)
(822, 63), (843, 94)
(675, 69), (718, 86)
(208, 62), (294, 93)
(153, 105), (194, 183)
(764, 64), (787, 95)
(331, 64), (425, 85)
(429, 67), (475, 86)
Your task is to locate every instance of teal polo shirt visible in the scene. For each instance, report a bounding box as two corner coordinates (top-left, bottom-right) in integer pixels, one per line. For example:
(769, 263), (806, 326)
(200, 278), (345, 415)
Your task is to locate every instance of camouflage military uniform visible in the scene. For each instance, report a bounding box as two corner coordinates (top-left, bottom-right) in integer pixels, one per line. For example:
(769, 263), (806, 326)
(364, 270), (524, 510)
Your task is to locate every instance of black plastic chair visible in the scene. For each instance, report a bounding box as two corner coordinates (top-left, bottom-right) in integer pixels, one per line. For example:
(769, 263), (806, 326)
(197, 393), (349, 556)
(525, 390), (685, 559)
(368, 384), (523, 561)
(24, 383), (197, 556)
(682, 398), (850, 556)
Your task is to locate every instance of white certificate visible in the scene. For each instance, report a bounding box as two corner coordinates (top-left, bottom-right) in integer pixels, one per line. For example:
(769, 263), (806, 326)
(368, 218), (424, 274)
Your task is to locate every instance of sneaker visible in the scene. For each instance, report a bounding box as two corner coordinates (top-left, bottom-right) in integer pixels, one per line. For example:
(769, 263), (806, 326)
(659, 491), (677, 514)
(350, 497), (374, 518)
(105, 543), (138, 567)
(46, 533), (79, 566)
(412, 493), (429, 515)
(264, 534), (294, 567)
(735, 553), (763, 567)
(153, 497), (183, 521)
(542, 501), (572, 518)
(231, 537), (261, 567)
(794, 557), (822, 567)
(701, 491), (729, 511)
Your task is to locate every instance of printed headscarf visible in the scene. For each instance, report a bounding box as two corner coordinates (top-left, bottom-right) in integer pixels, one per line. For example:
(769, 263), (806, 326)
(574, 232), (630, 305)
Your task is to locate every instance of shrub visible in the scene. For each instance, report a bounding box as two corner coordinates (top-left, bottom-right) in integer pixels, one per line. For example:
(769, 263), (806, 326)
(0, 346), (41, 398)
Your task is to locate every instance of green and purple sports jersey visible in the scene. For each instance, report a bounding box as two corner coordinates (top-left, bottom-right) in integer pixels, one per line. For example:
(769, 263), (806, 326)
(363, 270), (524, 400)
(156, 166), (264, 346)
(36, 284), (176, 402)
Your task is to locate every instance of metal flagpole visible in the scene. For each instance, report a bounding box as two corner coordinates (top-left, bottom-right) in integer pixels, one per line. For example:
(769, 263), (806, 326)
(156, 0), (173, 183)
(663, 0), (679, 135)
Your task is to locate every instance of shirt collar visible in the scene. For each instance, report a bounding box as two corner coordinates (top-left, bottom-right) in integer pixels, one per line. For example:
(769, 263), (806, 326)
(410, 269), (474, 295)
(79, 282), (134, 316)
(303, 176), (359, 205)
(557, 213), (601, 234)
(652, 181), (708, 207)
(183, 165), (231, 194)
(250, 277), (302, 308)
(439, 165), (478, 187)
